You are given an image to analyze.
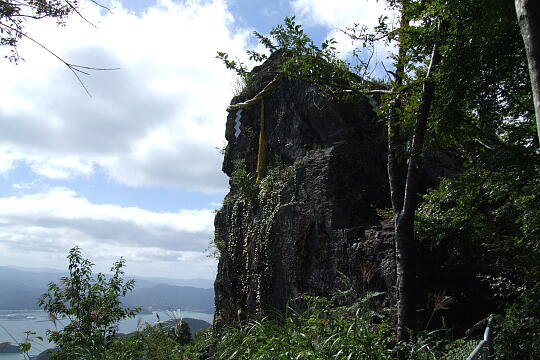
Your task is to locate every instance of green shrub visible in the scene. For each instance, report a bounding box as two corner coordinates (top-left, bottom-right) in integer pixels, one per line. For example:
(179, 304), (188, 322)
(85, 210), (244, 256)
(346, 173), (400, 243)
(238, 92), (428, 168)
(206, 229), (226, 259)
(214, 296), (393, 360)
(108, 321), (211, 360)
(38, 247), (139, 359)
(114, 323), (185, 360)
(416, 151), (540, 358)
(231, 159), (258, 201)
(494, 288), (540, 359)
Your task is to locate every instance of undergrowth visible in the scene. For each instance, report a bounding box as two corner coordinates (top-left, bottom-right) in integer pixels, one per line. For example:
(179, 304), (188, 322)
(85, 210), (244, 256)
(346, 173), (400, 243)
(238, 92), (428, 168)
(213, 295), (393, 360)
(23, 250), (507, 359)
(22, 295), (500, 360)
(47, 294), (476, 359)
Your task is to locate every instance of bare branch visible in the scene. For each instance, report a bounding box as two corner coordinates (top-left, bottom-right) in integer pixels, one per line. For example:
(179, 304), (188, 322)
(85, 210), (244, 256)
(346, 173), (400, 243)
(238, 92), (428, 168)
(0, 19), (119, 96)
(71, 64), (120, 71)
(362, 45), (375, 79)
(65, 0), (97, 29)
(339, 89), (393, 95)
(8, 14), (50, 20)
(365, 89), (393, 95)
(86, 0), (111, 12)
(381, 61), (396, 82)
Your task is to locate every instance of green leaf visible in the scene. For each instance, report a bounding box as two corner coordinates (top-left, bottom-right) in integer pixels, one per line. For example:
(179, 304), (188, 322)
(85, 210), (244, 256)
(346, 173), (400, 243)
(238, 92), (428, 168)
(19, 342), (31, 353)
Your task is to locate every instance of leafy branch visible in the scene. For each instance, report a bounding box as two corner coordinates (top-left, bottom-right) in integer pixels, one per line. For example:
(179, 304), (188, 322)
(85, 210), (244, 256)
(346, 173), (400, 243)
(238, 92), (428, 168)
(1, 0), (119, 96)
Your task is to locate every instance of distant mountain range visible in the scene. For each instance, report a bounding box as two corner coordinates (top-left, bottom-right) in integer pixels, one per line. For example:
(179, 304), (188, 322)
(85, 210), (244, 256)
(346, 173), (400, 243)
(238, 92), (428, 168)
(2, 265), (215, 289)
(0, 266), (214, 313)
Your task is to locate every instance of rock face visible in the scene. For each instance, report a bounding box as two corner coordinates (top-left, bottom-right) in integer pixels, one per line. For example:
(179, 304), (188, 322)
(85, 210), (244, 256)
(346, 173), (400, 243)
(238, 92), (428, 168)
(213, 53), (395, 333)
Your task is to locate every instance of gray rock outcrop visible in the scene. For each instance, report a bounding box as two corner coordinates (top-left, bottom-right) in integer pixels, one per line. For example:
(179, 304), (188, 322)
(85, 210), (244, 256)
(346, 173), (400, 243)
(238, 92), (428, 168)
(213, 53), (395, 333)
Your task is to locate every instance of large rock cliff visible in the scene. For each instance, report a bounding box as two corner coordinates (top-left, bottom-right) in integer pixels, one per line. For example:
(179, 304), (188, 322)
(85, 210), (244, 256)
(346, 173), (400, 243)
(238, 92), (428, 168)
(213, 53), (395, 333)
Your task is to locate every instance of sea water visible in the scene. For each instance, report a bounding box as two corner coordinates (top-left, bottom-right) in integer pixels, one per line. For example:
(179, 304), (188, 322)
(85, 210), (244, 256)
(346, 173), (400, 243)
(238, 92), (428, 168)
(0, 309), (213, 359)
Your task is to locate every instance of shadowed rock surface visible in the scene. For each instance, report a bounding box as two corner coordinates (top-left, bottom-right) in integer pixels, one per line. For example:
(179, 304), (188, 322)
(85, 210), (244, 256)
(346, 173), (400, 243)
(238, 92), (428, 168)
(213, 53), (395, 333)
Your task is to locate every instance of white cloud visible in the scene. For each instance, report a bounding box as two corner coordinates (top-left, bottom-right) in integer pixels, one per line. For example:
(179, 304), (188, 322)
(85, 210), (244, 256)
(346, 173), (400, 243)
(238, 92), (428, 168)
(0, 187), (217, 278)
(291, 0), (397, 72)
(0, 0), (250, 192)
(30, 158), (95, 179)
(291, 0), (394, 29)
(12, 182), (36, 190)
(0, 149), (18, 173)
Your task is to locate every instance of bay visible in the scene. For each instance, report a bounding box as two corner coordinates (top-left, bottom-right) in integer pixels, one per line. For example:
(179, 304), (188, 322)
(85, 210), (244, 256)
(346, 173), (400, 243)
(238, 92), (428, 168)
(0, 309), (213, 359)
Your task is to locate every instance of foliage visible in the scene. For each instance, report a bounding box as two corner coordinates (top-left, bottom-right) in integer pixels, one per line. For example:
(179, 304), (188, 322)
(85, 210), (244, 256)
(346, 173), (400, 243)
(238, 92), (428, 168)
(216, 0), (536, 341)
(255, 17), (351, 88)
(494, 289), (540, 359)
(422, 0), (534, 151)
(231, 158), (258, 201)
(215, 52), (255, 97)
(214, 296), (393, 360)
(38, 246), (140, 358)
(417, 142), (540, 357)
(184, 327), (214, 359)
(218, 16), (357, 97)
(0, 0), (115, 95)
(216, 143), (229, 158)
(211, 292), (482, 360)
(367, 0), (535, 340)
(220, 0), (537, 354)
(108, 323), (188, 360)
(158, 316), (193, 347)
(29, 289), (489, 360)
(41, 321), (211, 360)
(232, 73), (255, 97)
(216, 51), (249, 76)
(206, 229), (226, 259)
(35, 248), (211, 360)
(0, 0), (83, 62)
(417, 146), (539, 288)
(257, 157), (293, 200)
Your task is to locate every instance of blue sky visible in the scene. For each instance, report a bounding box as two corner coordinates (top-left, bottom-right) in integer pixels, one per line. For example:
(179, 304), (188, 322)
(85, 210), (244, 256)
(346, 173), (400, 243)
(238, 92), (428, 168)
(0, 0), (393, 280)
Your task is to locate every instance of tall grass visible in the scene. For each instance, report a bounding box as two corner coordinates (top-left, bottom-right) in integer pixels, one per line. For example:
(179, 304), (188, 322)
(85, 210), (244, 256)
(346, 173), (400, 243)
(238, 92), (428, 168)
(214, 296), (393, 360)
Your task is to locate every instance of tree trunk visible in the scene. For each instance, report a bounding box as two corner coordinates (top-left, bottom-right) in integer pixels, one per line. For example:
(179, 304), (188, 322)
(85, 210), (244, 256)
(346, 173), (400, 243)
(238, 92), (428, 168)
(392, 44), (441, 341)
(395, 210), (417, 341)
(515, 0), (540, 144)
(388, 13), (413, 343)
